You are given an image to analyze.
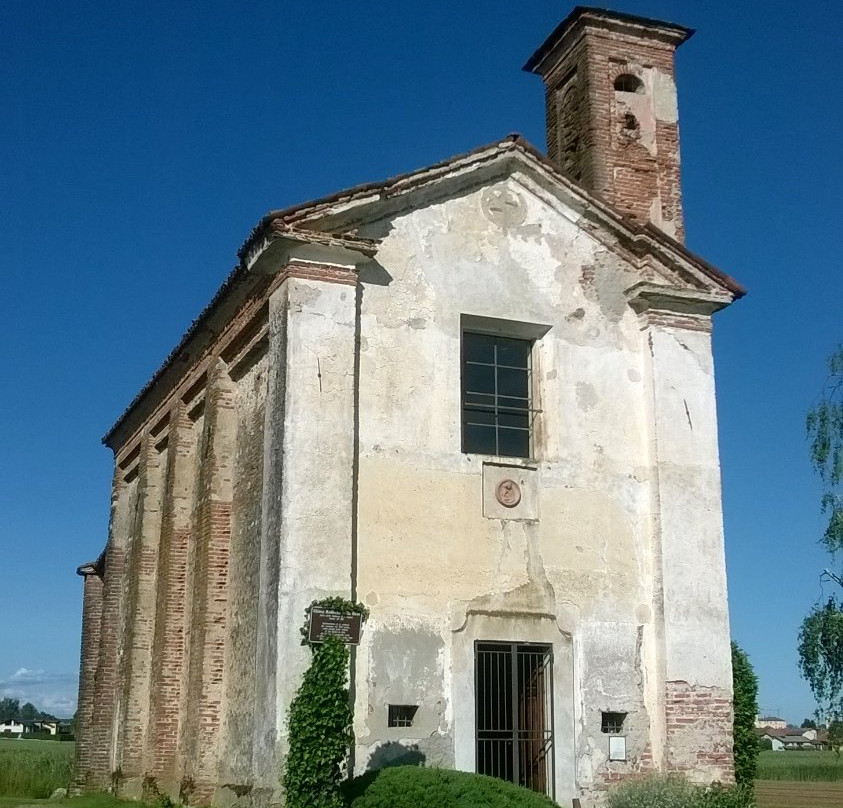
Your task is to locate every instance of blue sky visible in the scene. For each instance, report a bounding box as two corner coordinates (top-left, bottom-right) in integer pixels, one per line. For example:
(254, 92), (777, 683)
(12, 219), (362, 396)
(1, 1), (840, 723)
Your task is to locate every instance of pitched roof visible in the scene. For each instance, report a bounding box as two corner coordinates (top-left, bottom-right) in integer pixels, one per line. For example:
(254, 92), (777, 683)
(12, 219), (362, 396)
(103, 134), (744, 448)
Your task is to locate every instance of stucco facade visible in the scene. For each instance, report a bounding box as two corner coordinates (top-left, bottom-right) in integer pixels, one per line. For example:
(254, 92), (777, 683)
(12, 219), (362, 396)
(75, 8), (744, 807)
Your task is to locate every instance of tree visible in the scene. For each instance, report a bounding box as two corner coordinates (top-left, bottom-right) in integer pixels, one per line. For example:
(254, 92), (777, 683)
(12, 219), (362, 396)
(0, 698), (20, 719)
(801, 718), (817, 729)
(19, 702), (40, 721)
(806, 346), (843, 554)
(799, 346), (843, 724)
(829, 719), (843, 756)
(731, 641), (759, 785)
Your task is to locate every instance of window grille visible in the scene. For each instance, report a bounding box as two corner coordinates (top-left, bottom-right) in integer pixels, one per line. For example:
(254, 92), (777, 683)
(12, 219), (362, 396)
(388, 704), (418, 728)
(475, 642), (554, 796)
(601, 712), (626, 734)
(462, 333), (536, 458)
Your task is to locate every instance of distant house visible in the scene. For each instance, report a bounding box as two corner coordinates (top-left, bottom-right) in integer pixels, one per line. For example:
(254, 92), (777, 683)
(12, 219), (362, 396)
(33, 720), (58, 735)
(755, 716), (787, 730)
(757, 726), (827, 751)
(0, 718), (32, 734)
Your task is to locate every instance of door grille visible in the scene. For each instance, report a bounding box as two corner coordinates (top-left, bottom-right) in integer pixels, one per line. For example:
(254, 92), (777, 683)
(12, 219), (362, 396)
(475, 642), (554, 796)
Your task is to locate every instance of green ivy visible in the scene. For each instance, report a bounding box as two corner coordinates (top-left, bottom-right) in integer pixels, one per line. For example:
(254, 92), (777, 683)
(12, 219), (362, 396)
(731, 641), (759, 785)
(284, 598), (368, 808)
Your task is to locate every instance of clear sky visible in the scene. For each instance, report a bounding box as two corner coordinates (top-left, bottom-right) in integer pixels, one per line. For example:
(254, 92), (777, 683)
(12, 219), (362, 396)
(1, 1), (840, 723)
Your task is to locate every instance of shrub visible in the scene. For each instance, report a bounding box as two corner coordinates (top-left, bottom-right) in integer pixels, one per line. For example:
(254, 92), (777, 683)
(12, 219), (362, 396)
(343, 766), (559, 808)
(697, 783), (756, 808)
(731, 642), (760, 784)
(606, 776), (755, 808)
(606, 776), (697, 808)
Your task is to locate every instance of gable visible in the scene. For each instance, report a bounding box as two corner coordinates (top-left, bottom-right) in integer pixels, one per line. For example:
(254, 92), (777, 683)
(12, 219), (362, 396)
(246, 136), (743, 309)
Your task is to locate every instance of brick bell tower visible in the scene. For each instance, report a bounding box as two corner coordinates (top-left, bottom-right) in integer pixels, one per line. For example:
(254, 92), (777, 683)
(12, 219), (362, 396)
(523, 7), (694, 242)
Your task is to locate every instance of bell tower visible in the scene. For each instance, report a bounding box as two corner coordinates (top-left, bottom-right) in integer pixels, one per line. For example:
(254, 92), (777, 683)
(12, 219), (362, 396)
(523, 7), (693, 242)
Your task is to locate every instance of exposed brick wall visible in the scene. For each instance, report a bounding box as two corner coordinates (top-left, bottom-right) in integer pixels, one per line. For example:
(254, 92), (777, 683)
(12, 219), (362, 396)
(665, 680), (734, 782)
(531, 16), (687, 241)
(216, 353), (267, 789)
(118, 436), (164, 786)
(181, 363), (236, 800)
(72, 571), (104, 792)
(147, 404), (196, 788)
(86, 471), (135, 788)
(75, 259), (350, 799)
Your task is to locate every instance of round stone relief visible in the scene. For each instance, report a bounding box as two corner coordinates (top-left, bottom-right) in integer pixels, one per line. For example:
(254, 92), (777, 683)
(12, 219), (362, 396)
(480, 187), (527, 227)
(495, 479), (522, 508)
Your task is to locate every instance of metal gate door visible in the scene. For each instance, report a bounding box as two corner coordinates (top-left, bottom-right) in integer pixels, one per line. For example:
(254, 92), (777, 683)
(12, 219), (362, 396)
(475, 642), (554, 796)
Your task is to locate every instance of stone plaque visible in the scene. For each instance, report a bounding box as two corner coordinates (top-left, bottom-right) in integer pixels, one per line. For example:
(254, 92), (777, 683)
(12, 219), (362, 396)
(482, 462), (538, 521)
(308, 607), (363, 645)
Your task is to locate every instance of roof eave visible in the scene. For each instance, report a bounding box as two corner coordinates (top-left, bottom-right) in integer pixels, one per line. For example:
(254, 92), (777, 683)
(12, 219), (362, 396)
(523, 6), (694, 75)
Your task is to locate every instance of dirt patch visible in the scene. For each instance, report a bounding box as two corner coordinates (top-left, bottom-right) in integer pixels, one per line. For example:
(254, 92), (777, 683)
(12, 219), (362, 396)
(756, 779), (843, 808)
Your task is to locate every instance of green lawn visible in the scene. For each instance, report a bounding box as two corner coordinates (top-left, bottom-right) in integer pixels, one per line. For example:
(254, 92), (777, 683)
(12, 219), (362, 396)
(0, 799), (137, 808)
(757, 749), (843, 782)
(0, 739), (73, 798)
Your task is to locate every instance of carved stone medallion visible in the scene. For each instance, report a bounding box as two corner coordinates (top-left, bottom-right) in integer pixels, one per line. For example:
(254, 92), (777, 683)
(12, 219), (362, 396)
(480, 187), (527, 227)
(495, 479), (522, 508)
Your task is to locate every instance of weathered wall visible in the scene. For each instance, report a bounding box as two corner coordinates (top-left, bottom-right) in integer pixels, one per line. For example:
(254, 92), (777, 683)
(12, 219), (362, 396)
(350, 173), (731, 801)
(72, 570), (103, 791)
(75, 165), (733, 808)
(216, 348), (267, 801)
(147, 404), (198, 795)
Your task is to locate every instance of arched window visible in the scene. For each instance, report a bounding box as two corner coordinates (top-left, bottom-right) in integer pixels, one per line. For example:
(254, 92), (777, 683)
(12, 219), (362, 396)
(613, 73), (643, 93)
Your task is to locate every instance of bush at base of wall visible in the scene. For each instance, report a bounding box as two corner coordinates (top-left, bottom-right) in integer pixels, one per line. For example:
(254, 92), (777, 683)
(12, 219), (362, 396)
(606, 776), (755, 808)
(342, 766), (558, 808)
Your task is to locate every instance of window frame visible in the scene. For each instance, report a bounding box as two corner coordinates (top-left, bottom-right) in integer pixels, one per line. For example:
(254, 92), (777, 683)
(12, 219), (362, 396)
(459, 315), (550, 460)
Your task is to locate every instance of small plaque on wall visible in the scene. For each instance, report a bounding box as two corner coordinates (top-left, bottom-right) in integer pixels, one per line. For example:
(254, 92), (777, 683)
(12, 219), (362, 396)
(609, 735), (626, 761)
(308, 607), (362, 645)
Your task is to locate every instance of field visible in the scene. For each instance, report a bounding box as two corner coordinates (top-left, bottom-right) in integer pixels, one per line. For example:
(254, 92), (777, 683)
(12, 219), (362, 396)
(0, 738), (73, 798)
(757, 750), (843, 782)
(756, 750), (843, 808)
(2, 742), (842, 807)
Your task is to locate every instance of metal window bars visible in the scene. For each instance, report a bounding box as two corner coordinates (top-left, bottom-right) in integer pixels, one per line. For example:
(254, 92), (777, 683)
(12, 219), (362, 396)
(475, 642), (554, 797)
(462, 334), (540, 458)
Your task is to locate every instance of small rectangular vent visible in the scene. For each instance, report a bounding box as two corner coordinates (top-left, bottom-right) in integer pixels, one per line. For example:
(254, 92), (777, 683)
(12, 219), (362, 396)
(601, 712), (626, 734)
(388, 704), (418, 728)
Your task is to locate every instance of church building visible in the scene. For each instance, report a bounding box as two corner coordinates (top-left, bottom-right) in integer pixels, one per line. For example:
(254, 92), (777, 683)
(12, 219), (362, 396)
(74, 7), (744, 806)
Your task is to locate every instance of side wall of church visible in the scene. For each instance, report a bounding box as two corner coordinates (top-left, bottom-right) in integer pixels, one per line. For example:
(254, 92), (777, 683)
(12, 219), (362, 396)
(75, 280), (280, 803)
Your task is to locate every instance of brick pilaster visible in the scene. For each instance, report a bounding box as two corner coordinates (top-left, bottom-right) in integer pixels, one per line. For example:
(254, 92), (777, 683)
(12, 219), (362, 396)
(147, 403), (197, 793)
(117, 434), (164, 794)
(88, 467), (134, 787)
(638, 302), (733, 782)
(72, 564), (104, 792)
(181, 361), (235, 801)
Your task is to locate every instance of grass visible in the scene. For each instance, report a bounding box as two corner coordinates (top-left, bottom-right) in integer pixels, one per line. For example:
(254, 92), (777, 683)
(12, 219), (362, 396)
(0, 739), (73, 798)
(757, 749), (843, 782)
(0, 799), (137, 808)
